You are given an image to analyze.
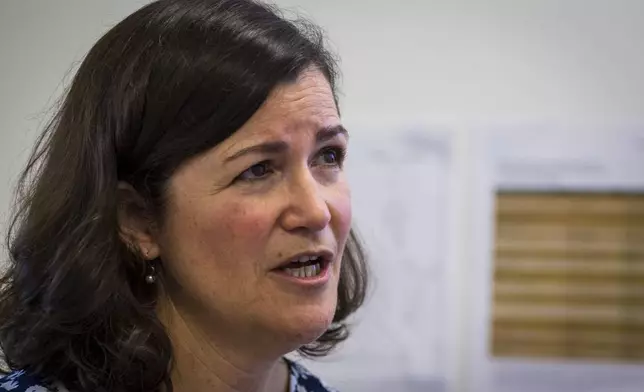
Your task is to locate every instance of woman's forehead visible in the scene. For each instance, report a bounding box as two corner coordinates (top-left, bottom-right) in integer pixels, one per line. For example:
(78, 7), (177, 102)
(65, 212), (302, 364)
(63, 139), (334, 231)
(264, 69), (338, 120)
(225, 70), (340, 142)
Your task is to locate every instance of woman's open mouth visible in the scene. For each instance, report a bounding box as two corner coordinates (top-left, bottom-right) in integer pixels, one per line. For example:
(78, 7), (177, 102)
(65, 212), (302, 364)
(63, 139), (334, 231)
(272, 251), (334, 285)
(279, 255), (329, 278)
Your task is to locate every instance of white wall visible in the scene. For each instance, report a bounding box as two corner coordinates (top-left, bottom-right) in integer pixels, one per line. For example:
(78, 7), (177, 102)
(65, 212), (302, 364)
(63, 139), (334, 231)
(278, 0), (644, 124)
(1, 1), (643, 391)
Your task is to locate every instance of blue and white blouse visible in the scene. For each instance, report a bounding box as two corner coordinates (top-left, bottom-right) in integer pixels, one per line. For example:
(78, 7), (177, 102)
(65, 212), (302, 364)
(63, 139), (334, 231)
(0, 359), (336, 392)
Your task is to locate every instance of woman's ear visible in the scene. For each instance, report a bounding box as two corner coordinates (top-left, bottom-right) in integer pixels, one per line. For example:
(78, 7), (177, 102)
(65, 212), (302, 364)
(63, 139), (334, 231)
(116, 182), (161, 260)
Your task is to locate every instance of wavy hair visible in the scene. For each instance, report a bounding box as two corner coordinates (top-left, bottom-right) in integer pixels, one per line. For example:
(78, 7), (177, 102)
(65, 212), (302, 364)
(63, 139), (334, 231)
(0, 0), (368, 390)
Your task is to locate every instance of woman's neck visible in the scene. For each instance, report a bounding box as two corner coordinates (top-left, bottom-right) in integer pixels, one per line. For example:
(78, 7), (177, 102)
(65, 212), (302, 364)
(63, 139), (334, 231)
(170, 342), (289, 392)
(158, 297), (290, 392)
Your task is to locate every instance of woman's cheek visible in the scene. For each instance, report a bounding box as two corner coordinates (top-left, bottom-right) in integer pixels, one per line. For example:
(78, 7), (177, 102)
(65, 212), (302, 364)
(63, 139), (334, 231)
(221, 201), (275, 239)
(332, 179), (352, 232)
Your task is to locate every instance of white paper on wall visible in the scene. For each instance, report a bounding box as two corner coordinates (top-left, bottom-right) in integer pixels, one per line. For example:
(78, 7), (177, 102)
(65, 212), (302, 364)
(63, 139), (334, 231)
(468, 127), (644, 392)
(490, 129), (644, 191)
(300, 128), (453, 392)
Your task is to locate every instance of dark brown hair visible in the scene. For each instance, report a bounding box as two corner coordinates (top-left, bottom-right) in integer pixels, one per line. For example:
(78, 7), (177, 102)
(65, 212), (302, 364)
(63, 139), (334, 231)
(0, 0), (368, 391)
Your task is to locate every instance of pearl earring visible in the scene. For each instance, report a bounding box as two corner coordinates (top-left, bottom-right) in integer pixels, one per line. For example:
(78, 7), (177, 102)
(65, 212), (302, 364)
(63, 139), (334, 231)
(145, 264), (157, 284)
(142, 249), (156, 284)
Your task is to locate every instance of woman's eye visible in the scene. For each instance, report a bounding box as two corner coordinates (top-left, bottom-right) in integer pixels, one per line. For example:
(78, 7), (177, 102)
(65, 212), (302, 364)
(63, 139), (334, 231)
(236, 162), (273, 182)
(315, 147), (346, 167)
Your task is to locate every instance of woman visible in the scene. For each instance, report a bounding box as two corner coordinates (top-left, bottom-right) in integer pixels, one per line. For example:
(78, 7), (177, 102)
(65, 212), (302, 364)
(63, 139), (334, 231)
(0, 0), (368, 391)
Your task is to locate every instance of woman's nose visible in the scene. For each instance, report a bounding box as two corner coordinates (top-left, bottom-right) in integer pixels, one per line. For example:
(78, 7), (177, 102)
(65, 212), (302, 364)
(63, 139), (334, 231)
(279, 172), (332, 233)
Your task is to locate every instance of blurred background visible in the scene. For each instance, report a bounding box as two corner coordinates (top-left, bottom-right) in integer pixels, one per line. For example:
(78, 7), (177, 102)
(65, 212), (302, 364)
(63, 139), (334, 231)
(1, 1), (643, 391)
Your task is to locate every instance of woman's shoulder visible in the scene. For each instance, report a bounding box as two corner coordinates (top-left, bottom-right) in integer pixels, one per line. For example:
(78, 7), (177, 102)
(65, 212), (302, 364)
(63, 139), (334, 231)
(0, 370), (67, 392)
(286, 359), (339, 392)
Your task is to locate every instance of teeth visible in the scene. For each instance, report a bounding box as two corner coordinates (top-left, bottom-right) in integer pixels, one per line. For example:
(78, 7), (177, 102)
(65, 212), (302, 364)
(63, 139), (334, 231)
(284, 262), (322, 278)
(296, 255), (319, 263)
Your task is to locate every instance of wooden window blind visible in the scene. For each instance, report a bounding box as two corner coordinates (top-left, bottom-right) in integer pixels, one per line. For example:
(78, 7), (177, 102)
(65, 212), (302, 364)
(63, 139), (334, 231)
(491, 192), (644, 361)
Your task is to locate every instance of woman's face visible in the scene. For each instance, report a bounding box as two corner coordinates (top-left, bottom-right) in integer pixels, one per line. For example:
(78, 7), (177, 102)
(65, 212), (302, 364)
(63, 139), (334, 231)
(155, 68), (351, 352)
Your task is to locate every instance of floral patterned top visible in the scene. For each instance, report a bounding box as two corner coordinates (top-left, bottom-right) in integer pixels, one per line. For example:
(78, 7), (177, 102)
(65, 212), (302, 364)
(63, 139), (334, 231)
(0, 359), (336, 392)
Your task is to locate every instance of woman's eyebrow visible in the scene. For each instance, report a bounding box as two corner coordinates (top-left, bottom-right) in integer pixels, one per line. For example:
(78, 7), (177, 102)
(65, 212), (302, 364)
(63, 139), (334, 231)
(224, 125), (348, 163)
(224, 141), (288, 163)
(316, 125), (348, 143)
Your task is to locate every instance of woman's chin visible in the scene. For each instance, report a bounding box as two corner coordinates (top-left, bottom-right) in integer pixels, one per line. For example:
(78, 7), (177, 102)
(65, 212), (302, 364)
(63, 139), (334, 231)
(274, 304), (337, 349)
